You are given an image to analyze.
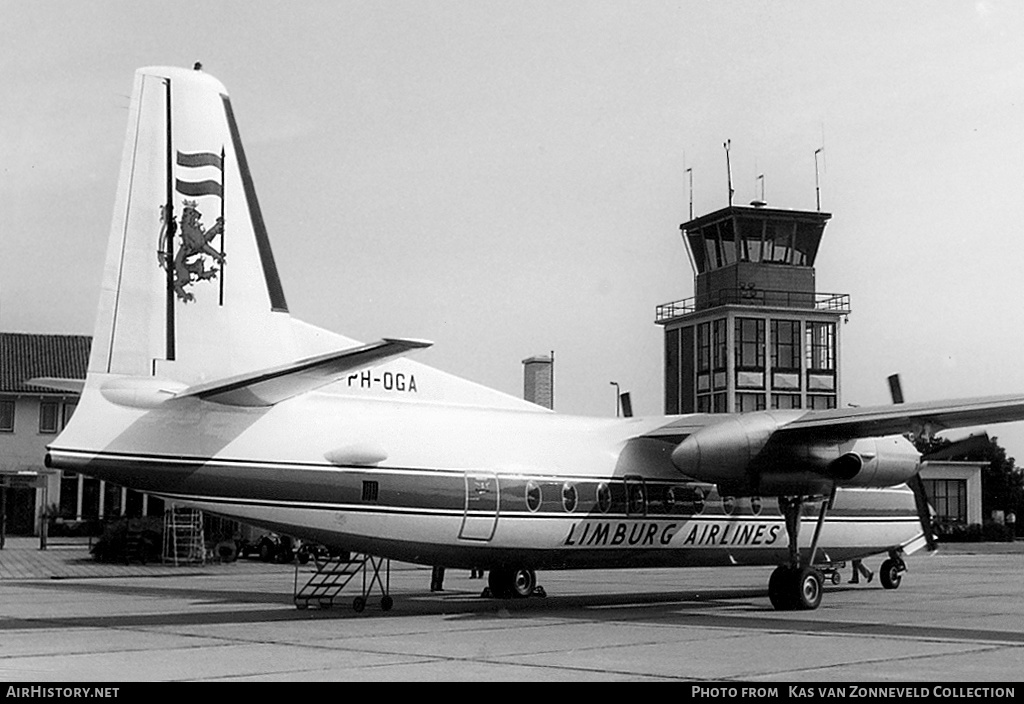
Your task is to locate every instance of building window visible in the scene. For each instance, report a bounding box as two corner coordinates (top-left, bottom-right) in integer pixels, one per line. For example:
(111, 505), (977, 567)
(735, 318), (765, 369)
(771, 320), (801, 372)
(696, 322), (711, 372)
(772, 393), (802, 410)
(0, 398), (13, 432)
(39, 401), (59, 434)
(665, 328), (680, 415)
(63, 402), (78, 427)
(712, 319), (727, 371)
(922, 479), (967, 524)
(59, 471), (79, 519)
(808, 395), (836, 410)
(807, 322), (836, 371)
(737, 393), (766, 413)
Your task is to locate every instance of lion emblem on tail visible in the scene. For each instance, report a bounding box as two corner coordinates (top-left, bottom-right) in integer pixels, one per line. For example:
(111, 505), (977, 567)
(158, 200), (226, 302)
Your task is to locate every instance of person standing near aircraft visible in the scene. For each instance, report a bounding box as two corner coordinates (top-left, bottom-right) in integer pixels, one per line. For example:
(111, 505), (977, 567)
(849, 559), (873, 584)
(430, 565), (446, 591)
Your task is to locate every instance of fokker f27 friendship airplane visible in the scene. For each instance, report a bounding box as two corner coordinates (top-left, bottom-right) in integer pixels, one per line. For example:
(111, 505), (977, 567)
(39, 66), (1024, 611)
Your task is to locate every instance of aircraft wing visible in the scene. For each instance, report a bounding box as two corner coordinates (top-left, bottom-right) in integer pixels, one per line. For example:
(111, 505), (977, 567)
(176, 337), (432, 407)
(643, 393), (1024, 443)
(774, 394), (1024, 441)
(640, 393), (1024, 495)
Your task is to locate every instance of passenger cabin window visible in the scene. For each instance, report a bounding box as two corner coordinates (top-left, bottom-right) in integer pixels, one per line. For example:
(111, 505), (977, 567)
(525, 481), (542, 512)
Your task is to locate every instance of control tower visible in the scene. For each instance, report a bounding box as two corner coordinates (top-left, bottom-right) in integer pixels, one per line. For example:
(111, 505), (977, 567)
(656, 203), (850, 415)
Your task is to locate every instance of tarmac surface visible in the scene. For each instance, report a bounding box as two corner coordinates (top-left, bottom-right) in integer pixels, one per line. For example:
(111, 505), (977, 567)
(0, 536), (1022, 682)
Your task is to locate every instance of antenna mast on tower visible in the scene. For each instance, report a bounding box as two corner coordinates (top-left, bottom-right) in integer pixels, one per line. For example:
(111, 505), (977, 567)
(724, 140), (734, 206)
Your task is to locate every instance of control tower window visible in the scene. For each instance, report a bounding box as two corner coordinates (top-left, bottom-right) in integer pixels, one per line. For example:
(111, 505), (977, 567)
(771, 320), (801, 371)
(712, 319), (727, 371)
(808, 395), (837, 410)
(772, 393), (802, 410)
(700, 221), (737, 270)
(735, 318), (765, 369)
(807, 322), (836, 371)
(737, 393), (765, 412)
(696, 322), (711, 372)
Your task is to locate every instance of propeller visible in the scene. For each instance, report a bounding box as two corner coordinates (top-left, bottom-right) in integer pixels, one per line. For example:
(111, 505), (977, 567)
(888, 374), (936, 551)
(887, 374), (989, 551)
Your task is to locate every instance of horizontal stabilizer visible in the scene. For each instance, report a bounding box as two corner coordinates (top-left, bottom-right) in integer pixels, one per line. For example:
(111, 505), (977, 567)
(25, 377), (86, 394)
(177, 338), (432, 407)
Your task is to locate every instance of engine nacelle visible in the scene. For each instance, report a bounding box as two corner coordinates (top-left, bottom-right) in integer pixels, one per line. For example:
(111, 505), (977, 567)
(671, 411), (922, 495)
(822, 436), (922, 488)
(670, 410), (804, 490)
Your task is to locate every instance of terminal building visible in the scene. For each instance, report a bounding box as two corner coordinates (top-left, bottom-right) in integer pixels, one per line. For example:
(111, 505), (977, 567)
(0, 333), (164, 538)
(655, 200), (982, 528)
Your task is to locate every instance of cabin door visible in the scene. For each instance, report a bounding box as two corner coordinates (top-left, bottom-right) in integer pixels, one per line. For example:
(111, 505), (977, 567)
(459, 473), (499, 541)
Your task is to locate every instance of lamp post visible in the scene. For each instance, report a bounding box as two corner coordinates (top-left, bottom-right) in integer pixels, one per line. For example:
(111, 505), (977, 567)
(610, 381), (620, 417)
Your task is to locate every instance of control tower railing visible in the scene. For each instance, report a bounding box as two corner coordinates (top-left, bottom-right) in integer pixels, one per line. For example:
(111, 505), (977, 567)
(655, 290), (850, 322)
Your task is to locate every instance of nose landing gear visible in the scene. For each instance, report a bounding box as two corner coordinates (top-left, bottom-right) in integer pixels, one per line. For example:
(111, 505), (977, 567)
(879, 552), (906, 590)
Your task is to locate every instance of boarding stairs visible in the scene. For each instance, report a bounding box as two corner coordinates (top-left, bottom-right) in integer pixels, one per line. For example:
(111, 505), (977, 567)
(294, 553), (392, 612)
(162, 507), (206, 565)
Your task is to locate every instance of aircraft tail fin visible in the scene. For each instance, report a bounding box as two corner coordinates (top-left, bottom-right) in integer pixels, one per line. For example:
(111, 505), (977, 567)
(90, 66), (321, 387)
(77, 65), (543, 414)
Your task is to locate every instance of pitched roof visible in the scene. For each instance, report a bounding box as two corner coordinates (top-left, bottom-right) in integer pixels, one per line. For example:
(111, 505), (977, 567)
(0, 333), (91, 394)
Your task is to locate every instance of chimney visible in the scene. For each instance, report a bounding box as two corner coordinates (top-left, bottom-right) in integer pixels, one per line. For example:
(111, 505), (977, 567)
(522, 355), (553, 410)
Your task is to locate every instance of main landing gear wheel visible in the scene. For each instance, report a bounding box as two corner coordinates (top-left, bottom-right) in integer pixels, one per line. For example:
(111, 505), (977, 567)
(488, 567), (537, 599)
(879, 558), (903, 589)
(768, 566), (823, 611)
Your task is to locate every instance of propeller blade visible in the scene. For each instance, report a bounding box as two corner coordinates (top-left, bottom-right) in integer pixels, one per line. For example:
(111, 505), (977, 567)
(887, 374), (904, 404)
(888, 373), (937, 550)
(906, 473), (938, 551)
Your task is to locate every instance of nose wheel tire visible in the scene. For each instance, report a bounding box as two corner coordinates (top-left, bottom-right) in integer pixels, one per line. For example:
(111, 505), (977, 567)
(879, 558), (903, 589)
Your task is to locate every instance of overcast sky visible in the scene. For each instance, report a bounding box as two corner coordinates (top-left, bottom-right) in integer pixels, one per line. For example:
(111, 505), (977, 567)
(4, 1), (1024, 461)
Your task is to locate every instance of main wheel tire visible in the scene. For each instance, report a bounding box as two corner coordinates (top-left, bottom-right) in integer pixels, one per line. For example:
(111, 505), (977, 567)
(510, 568), (537, 598)
(488, 568), (513, 599)
(768, 565), (795, 610)
(353, 596), (366, 612)
(381, 595), (394, 612)
(488, 567), (537, 599)
(794, 567), (823, 610)
(879, 558), (902, 589)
